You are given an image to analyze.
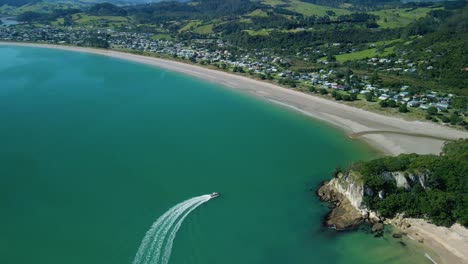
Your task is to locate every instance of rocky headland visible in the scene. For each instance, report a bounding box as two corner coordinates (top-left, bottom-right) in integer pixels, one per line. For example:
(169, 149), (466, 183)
(317, 170), (384, 233)
(316, 160), (468, 264)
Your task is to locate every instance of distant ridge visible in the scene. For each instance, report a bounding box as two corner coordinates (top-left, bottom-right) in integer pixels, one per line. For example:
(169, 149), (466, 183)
(0, 0), (41, 7)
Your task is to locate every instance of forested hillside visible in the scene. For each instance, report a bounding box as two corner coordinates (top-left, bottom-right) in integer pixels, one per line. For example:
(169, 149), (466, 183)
(0, 0), (40, 6)
(351, 139), (468, 227)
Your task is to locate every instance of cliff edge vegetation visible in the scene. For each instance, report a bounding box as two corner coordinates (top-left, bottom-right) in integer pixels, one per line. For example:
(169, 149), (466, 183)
(319, 138), (467, 229)
(355, 138), (467, 227)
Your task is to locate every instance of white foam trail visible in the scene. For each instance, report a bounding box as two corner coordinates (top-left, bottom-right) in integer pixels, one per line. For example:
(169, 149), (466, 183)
(133, 195), (212, 264)
(133, 198), (196, 264)
(149, 197), (206, 264)
(161, 195), (211, 264)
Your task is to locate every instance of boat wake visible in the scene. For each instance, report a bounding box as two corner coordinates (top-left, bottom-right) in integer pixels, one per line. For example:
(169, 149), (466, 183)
(132, 194), (214, 264)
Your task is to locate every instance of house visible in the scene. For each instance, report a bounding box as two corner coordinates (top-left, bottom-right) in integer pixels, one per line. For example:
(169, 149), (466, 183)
(436, 103), (449, 110)
(378, 94), (389, 100)
(419, 104), (430, 110)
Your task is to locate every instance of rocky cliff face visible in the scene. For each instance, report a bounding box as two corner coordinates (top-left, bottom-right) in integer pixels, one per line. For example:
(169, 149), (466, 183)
(381, 170), (430, 191)
(317, 179), (365, 230)
(317, 171), (381, 231)
(317, 168), (431, 231)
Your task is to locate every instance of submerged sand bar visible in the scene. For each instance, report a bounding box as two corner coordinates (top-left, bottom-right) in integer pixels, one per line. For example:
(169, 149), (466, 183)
(2, 42), (467, 155)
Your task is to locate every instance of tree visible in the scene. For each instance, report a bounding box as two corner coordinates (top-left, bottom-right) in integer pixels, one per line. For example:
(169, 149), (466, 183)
(427, 106), (438, 115)
(379, 100), (389, 107)
(350, 93), (357, 101)
(319, 88), (328, 95)
(399, 104), (409, 113)
(370, 71), (380, 85)
(450, 113), (461, 125)
(366, 93), (373, 102)
(388, 100), (397, 108)
(309, 86), (316, 93)
(451, 97), (467, 110)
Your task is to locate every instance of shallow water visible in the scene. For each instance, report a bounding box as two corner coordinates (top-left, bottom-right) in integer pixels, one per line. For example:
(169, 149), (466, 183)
(0, 46), (431, 264)
(0, 17), (18, 26)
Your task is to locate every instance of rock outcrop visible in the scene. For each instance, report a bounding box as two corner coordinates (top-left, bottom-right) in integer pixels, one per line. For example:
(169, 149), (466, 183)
(317, 168), (434, 232)
(317, 180), (365, 230)
(317, 171), (382, 231)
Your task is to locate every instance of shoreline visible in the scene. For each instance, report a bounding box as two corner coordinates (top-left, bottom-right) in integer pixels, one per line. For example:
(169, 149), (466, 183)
(2, 42), (468, 263)
(2, 42), (467, 156)
(393, 219), (468, 264)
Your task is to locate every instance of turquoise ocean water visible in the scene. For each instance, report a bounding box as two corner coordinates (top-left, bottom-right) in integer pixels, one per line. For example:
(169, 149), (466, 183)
(0, 46), (431, 264)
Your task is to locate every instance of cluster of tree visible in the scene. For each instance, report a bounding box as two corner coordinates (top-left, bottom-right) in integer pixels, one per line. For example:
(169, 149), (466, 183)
(224, 28), (400, 50)
(79, 37), (110, 49)
(278, 78), (298, 88)
(301, 0), (400, 11)
(331, 90), (357, 101)
(17, 8), (81, 23)
(309, 86), (329, 95)
(87, 3), (127, 17)
(399, 2), (467, 92)
(126, 0), (261, 24)
(336, 13), (378, 23)
(378, 99), (408, 113)
(351, 139), (468, 227)
(424, 107), (467, 128)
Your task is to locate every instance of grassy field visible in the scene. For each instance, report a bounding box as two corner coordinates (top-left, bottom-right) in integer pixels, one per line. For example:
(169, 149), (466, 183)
(193, 24), (214, 34)
(51, 17), (64, 26)
(245, 9), (270, 17)
(334, 39), (403, 62)
(333, 47), (393, 62)
(151, 33), (174, 41)
(71, 14), (129, 27)
(244, 29), (271, 36)
(179, 20), (214, 34)
(261, 0), (350, 17)
(239, 18), (253, 24)
(179, 20), (202, 32)
(371, 6), (442, 29)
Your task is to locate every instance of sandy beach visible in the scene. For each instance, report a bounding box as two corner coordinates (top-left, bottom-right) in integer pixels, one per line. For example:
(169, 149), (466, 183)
(2, 42), (467, 156)
(2, 42), (467, 263)
(2, 42), (467, 155)
(399, 220), (468, 264)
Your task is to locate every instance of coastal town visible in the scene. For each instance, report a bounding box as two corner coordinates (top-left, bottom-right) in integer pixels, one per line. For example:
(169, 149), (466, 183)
(0, 19), (465, 128)
(1, 1), (468, 264)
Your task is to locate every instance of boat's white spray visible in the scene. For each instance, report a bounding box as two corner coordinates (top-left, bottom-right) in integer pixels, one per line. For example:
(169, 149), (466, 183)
(161, 196), (210, 264)
(145, 199), (200, 264)
(133, 198), (195, 264)
(132, 195), (212, 264)
(149, 196), (208, 264)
